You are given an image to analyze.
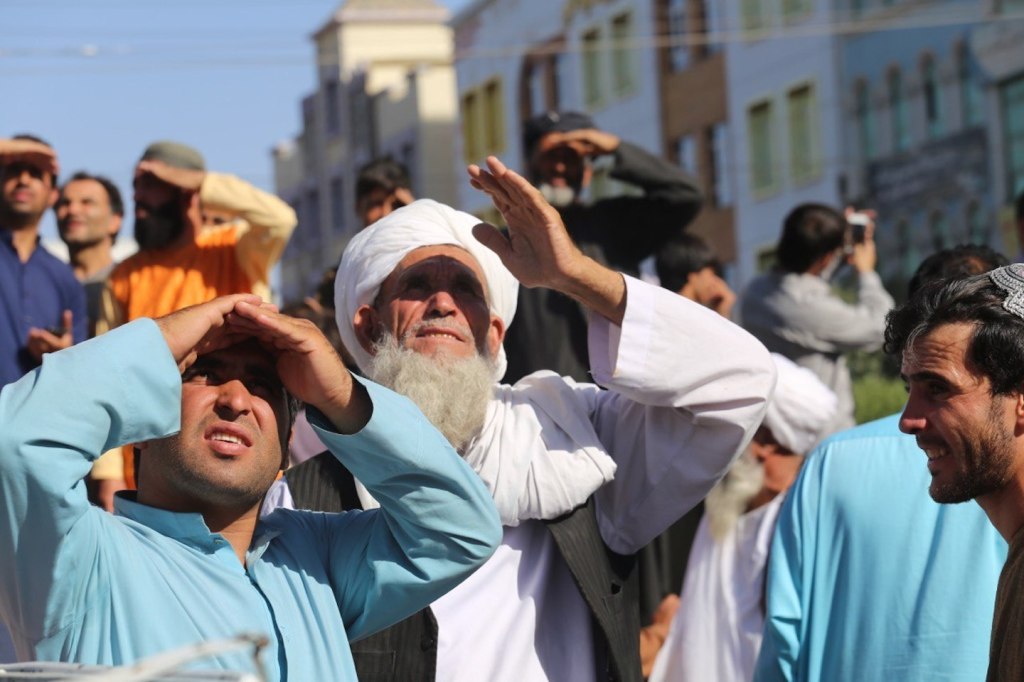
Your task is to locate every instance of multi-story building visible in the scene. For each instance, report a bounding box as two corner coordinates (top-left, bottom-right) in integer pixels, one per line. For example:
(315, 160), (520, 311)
(971, 0), (1024, 259)
(451, 0), (670, 221)
(273, 0), (457, 305)
(723, 0), (846, 286)
(838, 0), (991, 293)
(656, 0), (735, 270)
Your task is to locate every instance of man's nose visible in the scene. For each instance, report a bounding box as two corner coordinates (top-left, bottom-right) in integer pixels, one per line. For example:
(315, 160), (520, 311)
(898, 394), (923, 435)
(214, 379), (253, 417)
(426, 290), (458, 316)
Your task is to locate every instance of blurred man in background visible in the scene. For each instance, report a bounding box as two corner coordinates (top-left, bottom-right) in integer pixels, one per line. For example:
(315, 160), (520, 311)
(741, 204), (893, 434)
(503, 110), (703, 383)
(355, 156), (414, 228)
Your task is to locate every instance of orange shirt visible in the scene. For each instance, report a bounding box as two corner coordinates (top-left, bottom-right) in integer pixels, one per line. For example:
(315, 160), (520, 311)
(106, 225), (252, 323)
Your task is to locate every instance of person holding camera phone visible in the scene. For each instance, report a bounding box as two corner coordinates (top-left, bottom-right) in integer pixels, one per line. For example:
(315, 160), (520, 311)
(739, 203), (894, 435)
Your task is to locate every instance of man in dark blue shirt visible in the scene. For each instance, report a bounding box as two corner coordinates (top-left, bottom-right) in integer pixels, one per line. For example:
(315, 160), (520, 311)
(0, 135), (87, 387)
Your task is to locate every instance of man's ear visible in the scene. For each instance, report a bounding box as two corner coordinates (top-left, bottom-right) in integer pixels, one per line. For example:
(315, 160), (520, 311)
(353, 304), (381, 354)
(486, 314), (505, 361)
(108, 214), (123, 239)
(46, 187), (58, 209)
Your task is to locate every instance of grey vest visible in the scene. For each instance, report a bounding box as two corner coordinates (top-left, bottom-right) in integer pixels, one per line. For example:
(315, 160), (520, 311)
(287, 452), (642, 682)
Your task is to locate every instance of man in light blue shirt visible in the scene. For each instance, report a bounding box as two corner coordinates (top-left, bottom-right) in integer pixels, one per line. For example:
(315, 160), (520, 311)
(0, 293), (501, 681)
(754, 245), (1010, 682)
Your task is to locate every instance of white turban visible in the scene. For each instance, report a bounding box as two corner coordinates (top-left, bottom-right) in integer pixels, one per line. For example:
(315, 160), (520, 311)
(335, 199), (519, 379)
(764, 354), (838, 456)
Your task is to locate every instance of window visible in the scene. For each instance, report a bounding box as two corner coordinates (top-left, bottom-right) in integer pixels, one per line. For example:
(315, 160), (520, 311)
(582, 28), (604, 107)
(528, 61), (547, 116)
(742, 0), (765, 32)
(482, 79), (505, 154)
(921, 56), (943, 139)
(929, 210), (949, 251)
(667, 0), (689, 71)
(896, 218), (917, 277)
(461, 91), (480, 162)
(676, 135), (697, 174)
(958, 44), (984, 127)
(967, 201), (988, 243)
(463, 80), (505, 163)
(611, 13), (635, 97)
(703, 0), (722, 55)
(305, 189), (320, 242)
(787, 83), (819, 184)
(710, 123), (733, 207)
(782, 0), (812, 22)
(748, 99), (776, 195)
(329, 177), (344, 231)
(325, 80), (341, 136)
(1002, 75), (1024, 199)
(889, 69), (910, 152)
(855, 80), (876, 159)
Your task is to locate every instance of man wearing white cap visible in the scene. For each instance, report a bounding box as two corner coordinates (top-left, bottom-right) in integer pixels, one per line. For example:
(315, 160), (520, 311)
(648, 355), (837, 682)
(267, 156), (776, 681)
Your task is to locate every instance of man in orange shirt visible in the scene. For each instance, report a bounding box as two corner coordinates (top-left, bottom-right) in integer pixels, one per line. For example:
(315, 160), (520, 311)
(97, 141), (297, 489)
(98, 141), (296, 330)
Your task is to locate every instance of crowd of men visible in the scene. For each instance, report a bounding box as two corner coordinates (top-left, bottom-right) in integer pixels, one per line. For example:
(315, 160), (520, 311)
(0, 111), (1021, 682)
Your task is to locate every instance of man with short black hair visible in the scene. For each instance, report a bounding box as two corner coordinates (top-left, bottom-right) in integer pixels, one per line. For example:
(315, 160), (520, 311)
(885, 260), (1024, 681)
(755, 244), (1008, 682)
(0, 294), (501, 679)
(56, 171), (124, 334)
(355, 156), (414, 228)
(656, 232), (735, 318)
(0, 134), (87, 388)
(740, 203), (893, 433)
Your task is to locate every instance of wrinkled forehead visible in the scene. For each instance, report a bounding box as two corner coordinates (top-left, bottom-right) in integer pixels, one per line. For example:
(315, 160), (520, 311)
(379, 244), (489, 300)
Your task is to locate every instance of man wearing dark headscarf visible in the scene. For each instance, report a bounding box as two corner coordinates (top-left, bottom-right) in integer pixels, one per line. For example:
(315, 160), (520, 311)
(503, 112), (703, 384)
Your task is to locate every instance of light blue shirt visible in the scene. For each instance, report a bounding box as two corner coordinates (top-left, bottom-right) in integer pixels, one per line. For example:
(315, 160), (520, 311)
(754, 415), (1006, 681)
(0, 319), (501, 681)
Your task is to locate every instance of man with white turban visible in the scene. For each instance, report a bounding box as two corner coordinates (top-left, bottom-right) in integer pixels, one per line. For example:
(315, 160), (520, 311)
(648, 355), (837, 682)
(265, 156), (776, 681)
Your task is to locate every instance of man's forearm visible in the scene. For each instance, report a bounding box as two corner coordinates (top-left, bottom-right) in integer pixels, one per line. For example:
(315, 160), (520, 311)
(554, 256), (627, 327)
(0, 320), (181, 638)
(309, 378), (501, 638)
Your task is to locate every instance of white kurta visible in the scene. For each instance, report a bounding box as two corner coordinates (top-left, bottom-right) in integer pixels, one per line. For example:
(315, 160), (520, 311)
(650, 495), (785, 682)
(268, 275), (776, 681)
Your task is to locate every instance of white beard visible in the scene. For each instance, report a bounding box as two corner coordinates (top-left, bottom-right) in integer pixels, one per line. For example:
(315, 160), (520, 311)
(538, 183), (577, 208)
(704, 449), (764, 542)
(367, 334), (496, 452)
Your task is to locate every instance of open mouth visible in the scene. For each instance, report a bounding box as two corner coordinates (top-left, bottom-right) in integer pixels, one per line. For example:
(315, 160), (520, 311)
(204, 425), (253, 455)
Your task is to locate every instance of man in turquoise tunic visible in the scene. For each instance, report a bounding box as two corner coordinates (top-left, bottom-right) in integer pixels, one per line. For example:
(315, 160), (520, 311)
(0, 293), (501, 680)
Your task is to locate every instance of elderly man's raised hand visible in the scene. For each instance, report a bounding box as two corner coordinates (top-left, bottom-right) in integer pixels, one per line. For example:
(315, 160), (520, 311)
(467, 155), (584, 290)
(468, 155), (627, 325)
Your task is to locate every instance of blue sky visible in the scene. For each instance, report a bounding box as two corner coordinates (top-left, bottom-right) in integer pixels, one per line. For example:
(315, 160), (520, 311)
(0, 0), (471, 241)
